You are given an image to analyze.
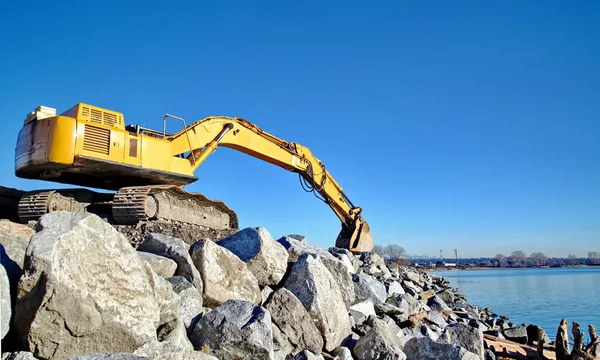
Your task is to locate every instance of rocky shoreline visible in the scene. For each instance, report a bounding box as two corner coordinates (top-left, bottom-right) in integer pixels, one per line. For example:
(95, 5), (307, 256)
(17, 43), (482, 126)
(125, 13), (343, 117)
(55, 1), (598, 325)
(0, 211), (584, 359)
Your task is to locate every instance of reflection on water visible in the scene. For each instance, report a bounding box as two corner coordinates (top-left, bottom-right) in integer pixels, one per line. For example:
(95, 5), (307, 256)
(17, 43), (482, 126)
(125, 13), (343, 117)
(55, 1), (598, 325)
(429, 267), (600, 340)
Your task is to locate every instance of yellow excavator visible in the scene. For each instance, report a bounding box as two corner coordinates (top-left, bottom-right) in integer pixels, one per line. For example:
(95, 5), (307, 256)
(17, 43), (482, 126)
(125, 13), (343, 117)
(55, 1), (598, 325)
(14, 103), (374, 252)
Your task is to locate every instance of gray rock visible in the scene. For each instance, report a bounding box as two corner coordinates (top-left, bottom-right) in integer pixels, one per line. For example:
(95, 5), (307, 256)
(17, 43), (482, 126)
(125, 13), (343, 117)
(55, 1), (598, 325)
(374, 302), (405, 317)
(190, 239), (261, 308)
(1, 352), (39, 360)
(440, 323), (484, 360)
(428, 295), (452, 312)
(156, 318), (193, 351)
(484, 349), (497, 360)
(353, 319), (406, 360)
(0, 220), (34, 303)
(14, 212), (163, 360)
(502, 326), (528, 344)
(283, 253), (352, 352)
(0, 220), (34, 270)
(166, 276), (203, 332)
(403, 336), (480, 360)
(402, 268), (422, 285)
(359, 253), (392, 279)
(402, 280), (422, 295)
(68, 354), (147, 360)
(332, 347), (353, 360)
(437, 289), (456, 305)
(526, 324), (551, 346)
(426, 310), (448, 330)
(1, 264), (10, 339)
(137, 251), (177, 278)
(353, 273), (387, 304)
(190, 299), (273, 359)
(134, 338), (217, 360)
(388, 293), (430, 318)
(272, 323), (295, 360)
(278, 236), (355, 308)
(350, 299), (376, 319)
(265, 288), (324, 354)
(386, 280), (405, 297)
(218, 227), (289, 286)
(261, 285), (274, 305)
(137, 233), (203, 293)
(290, 351), (324, 360)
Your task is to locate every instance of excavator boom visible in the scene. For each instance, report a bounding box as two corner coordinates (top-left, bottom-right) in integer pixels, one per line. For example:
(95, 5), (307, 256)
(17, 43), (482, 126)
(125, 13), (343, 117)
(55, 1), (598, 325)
(14, 103), (374, 252)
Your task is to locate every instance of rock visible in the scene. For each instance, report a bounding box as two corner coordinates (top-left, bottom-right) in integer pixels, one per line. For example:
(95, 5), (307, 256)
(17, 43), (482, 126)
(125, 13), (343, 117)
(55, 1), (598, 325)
(426, 310), (448, 330)
(0, 220), (34, 270)
(402, 280), (422, 296)
(1, 352), (39, 360)
(403, 336), (480, 360)
(13, 212), (163, 360)
(353, 273), (387, 304)
(402, 268), (422, 285)
(134, 339), (217, 360)
(349, 299), (376, 325)
(190, 239), (261, 308)
(386, 280), (405, 297)
(352, 320), (406, 360)
(437, 289), (456, 305)
(68, 354), (147, 360)
(217, 227), (289, 286)
(427, 295), (451, 312)
(439, 323), (484, 360)
(283, 253), (352, 352)
(261, 285), (274, 305)
(290, 351), (324, 360)
(156, 319), (193, 351)
(332, 347), (353, 360)
(526, 324), (550, 346)
(137, 251), (177, 278)
(166, 276), (203, 332)
(1, 264), (10, 339)
(272, 324), (295, 360)
(359, 253), (392, 279)
(137, 233), (203, 293)
(502, 326), (528, 344)
(0, 220), (34, 300)
(190, 299), (274, 359)
(374, 302), (404, 317)
(484, 349), (497, 360)
(278, 236), (355, 308)
(264, 288), (324, 354)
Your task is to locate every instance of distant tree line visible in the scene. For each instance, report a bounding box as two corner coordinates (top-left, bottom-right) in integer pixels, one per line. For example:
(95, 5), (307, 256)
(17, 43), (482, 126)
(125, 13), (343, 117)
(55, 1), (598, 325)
(372, 244), (411, 265)
(491, 250), (600, 268)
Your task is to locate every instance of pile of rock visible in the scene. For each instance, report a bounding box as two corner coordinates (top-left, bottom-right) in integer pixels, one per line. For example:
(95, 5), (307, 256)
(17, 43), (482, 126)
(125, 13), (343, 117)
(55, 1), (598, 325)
(0, 211), (543, 360)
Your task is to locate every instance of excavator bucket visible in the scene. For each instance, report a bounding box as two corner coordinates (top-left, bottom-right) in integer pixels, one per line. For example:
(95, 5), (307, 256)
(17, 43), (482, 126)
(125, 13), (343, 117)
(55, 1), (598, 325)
(335, 219), (374, 253)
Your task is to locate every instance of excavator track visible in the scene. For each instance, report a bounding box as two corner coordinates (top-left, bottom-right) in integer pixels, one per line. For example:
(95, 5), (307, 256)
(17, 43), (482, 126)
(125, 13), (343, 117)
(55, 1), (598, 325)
(17, 189), (97, 223)
(112, 185), (238, 229)
(18, 191), (54, 223)
(112, 187), (156, 224)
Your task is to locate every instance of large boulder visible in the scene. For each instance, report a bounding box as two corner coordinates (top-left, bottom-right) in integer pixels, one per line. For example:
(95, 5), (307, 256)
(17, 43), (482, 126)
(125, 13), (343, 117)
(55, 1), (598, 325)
(137, 252), (177, 278)
(134, 339), (218, 360)
(352, 273), (387, 304)
(13, 212), (165, 360)
(502, 326), (528, 344)
(403, 336), (480, 360)
(439, 323), (484, 360)
(278, 236), (355, 308)
(283, 253), (352, 352)
(264, 288), (324, 354)
(217, 227), (289, 286)
(166, 276), (203, 332)
(1, 264), (10, 339)
(190, 239), (261, 308)
(137, 233), (203, 293)
(189, 299), (274, 359)
(0, 220), (34, 297)
(353, 320), (406, 360)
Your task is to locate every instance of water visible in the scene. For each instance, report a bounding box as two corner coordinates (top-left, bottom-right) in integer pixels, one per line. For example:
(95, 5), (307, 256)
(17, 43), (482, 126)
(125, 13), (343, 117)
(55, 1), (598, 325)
(429, 267), (600, 340)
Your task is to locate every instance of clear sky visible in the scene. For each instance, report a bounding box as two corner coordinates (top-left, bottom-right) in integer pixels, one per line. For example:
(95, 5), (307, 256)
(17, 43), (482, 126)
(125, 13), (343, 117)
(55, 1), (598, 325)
(0, 1), (598, 258)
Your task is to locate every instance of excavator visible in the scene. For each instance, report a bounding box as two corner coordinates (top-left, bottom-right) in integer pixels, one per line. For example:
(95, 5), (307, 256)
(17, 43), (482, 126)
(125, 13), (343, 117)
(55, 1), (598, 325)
(13, 103), (374, 252)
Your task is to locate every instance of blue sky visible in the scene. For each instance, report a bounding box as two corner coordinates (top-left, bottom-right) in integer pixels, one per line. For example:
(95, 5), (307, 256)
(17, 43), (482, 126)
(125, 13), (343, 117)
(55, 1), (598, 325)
(0, 1), (598, 258)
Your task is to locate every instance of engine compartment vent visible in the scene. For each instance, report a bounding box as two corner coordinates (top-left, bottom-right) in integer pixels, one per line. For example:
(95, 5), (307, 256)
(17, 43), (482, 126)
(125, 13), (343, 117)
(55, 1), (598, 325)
(83, 125), (110, 155)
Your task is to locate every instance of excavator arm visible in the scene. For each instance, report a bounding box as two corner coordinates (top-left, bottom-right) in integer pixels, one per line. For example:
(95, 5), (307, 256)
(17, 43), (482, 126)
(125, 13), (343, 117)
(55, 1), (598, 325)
(167, 116), (374, 253)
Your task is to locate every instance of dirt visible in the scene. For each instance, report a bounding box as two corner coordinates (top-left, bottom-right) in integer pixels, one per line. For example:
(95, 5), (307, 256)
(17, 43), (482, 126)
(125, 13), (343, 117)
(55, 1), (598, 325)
(114, 220), (239, 248)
